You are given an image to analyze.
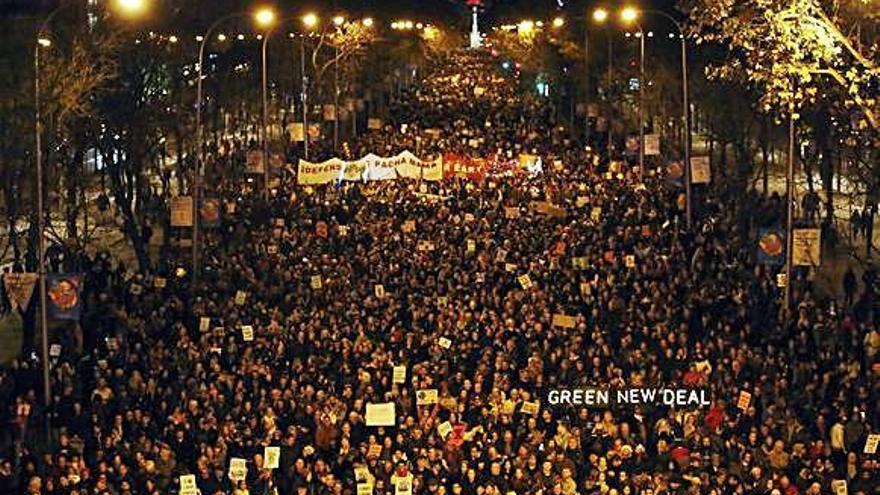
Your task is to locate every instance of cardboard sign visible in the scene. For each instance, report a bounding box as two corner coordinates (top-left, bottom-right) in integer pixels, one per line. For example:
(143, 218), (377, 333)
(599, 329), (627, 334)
(355, 466), (371, 482)
(590, 207), (602, 222)
(393, 365), (406, 384)
(417, 241), (435, 252)
(403, 220), (416, 233)
(737, 390), (752, 410)
(437, 421), (453, 439)
(572, 257), (589, 270)
(199, 317), (210, 333)
(241, 325), (254, 342)
(520, 401), (540, 416)
(496, 249), (508, 262)
(395, 478), (413, 495)
(864, 434), (880, 454)
(467, 239), (476, 254)
(552, 314), (577, 329)
(290, 122), (305, 142)
(625, 255), (636, 268)
(505, 263), (517, 273)
(438, 337), (452, 349)
(776, 273), (787, 288)
(357, 484), (373, 495)
(690, 156), (711, 184)
(517, 274), (533, 289)
(504, 207), (520, 219)
(338, 225), (348, 237)
(416, 389), (439, 405)
(228, 458), (247, 481)
(171, 196), (194, 227)
(234, 291), (247, 306)
(831, 480), (847, 495)
(264, 446), (280, 469)
(792, 228), (821, 266)
(365, 402), (396, 426)
(311, 275), (323, 290)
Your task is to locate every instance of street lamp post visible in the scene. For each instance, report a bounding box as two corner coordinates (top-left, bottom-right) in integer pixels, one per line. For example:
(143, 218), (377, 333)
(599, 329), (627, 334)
(261, 32), (271, 200)
(783, 89), (797, 314)
(301, 13), (319, 160)
(33, 0), (148, 446)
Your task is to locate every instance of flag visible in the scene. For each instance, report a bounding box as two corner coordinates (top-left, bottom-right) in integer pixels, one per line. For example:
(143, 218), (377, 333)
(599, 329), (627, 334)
(3, 273), (38, 311)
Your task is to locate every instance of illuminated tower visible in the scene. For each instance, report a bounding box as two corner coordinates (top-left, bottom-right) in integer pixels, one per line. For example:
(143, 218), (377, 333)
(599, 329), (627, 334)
(468, 0), (482, 48)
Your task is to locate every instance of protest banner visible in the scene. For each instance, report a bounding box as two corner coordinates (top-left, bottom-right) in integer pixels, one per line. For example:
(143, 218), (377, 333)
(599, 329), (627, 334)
(179, 475), (198, 495)
(47, 274), (83, 320)
(572, 257), (589, 270)
(241, 325), (254, 342)
(864, 434), (880, 454)
(199, 317), (210, 333)
(504, 207), (520, 219)
(403, 220), (416, 233)
(792, 228), (821, 266)
(395, 478), (413, 495)
(521, 401), (540, 416)
(375, 284), (385, 299)
(2, 273), (38, 312)
(311, 276), (323, 290)
(357, 484), (373, 495)
(467, 239), (476, 254)
(438, 337), (452, 349)
(365, 402), (396, 426)
(289, 122), (305, 142)
(367, 118), (382, 130)
(367, 444), (382, 458)
(517, 274), (533, 290)
(264, 446), (280, 469)
(393, 365), (406, 384)
(437, 421), (453, 439)
(416, 389), (439, 405)
(234, 290), (247, 305)
(625, 255), (636, 268)
(757, 228), (786, 266)
(737, 390), (752, 410)
(690, 156), (711, 184)
(297, 158), (345, 185)
(171, 196), (194, 227)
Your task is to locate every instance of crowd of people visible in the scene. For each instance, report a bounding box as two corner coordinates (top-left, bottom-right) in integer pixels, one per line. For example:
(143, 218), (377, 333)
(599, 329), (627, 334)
(1, 50), (878, 495)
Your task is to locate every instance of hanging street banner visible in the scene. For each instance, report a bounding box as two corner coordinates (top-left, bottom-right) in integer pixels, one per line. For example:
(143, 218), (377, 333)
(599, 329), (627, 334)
(171, 196), (194, 227)
(46, 274), (83, 320)
(2, 273), (38, 312)
(199, 198), (220, 228)
(792, 228), (821, 266)
(757, 228), (786, 266)
(690, 156), (711, 184)
(644, 134), (660, 156)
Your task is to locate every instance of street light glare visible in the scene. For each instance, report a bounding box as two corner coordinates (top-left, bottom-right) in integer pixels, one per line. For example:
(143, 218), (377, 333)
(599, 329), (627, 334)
(254, 8), (277, 28)
(302, 13), (319, 29)
(38, 37), (52, 48)
(114, 0), (148, 17)
(363, 17), (374, 27)
(592, 8), (609, 23)
(518, 20), (535, 33)
(552, 17), (565, 28)
(333, 15), (345, 27)
(620, 7), (640, 23)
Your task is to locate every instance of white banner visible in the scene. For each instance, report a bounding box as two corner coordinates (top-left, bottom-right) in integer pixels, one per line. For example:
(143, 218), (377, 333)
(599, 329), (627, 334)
(297, 151), (442, 185)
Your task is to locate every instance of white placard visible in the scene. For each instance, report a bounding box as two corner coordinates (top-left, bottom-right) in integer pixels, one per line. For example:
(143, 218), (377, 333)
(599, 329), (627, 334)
(365, 402), (396, 426)
(264, 446), (280, 469)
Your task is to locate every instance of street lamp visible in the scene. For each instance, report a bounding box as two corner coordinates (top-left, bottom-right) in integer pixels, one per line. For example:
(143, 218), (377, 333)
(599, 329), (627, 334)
(592, 8), (609, 23)
(255, 7), (277, 203)
(301, 13), (319, 161)
(591, 8), (615, 157)
(619, 6), (645, 180)
(363, 17), (374, 28)
(552, 17), (565, 28)
(34, 0), (149, 446)
(332, 16), (346, 152)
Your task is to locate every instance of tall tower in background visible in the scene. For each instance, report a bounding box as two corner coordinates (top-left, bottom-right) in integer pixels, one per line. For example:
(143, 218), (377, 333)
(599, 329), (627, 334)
(468, 0), (482, 48)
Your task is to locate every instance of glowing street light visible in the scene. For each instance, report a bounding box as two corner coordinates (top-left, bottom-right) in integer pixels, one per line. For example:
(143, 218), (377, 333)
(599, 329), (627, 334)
(37, 37), (52, 47)
(621, 6), (640, 23)
(363, 17), (374, 27)
(518, 19), (535, 34)
(114, 0), (148, 17)
(333, 15), (346, 27)
(404, 20), (414, 29)
(552, 17), (565, 28)
(592, 8), (609, 23)
(302, 12), (319, 29)
(168, 35), (178, 43)
(217, 33), (227, 41)
(254, 7), (277, 28)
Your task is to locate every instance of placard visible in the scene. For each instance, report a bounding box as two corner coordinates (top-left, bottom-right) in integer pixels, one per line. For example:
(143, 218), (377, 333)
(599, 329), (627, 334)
(832, 480), (847, 495)
(590, 207), (602, 222)
(246, 150), (265, 174)
(551, 314), (577, 328)
(520, 401), (540, 416)
(374, 284), (385, 298)
(737, 390), (752, 410)
(505, 263), (517, 273)
(392, 365), (406, 384)
(403, 220), (416, 233)
(864, 434), (880, 454)
(289, 122), (305, 142)
(179, 475), (197, 495)
(199, 317), (210, 332)
(792, 228), (821, 266)
(437, 421), (453, 439)
(311, 275), (323, 290)
(416, 389), (438, 405)
(572, 257), (589, 270)
(357, 484), (373, 495)
(228, 458), (247, 481)
(625, 255), (636, 268)
(690, 156), (711, 184)
(171, 196), (194, 227)
(234, 290), (247, 306)
(504, 207), (520, 219)
(367, 444), (382, 458)
(365, 402), (396, 426)
(241, 325), (254, 342)
(517, 274), (533, 289)
(368, 118), (382, 130)
(438, 337), (451, 349)
(395, 478), (413, 495)
(467, 239), (476, 254)
(264, 446), (280, 469)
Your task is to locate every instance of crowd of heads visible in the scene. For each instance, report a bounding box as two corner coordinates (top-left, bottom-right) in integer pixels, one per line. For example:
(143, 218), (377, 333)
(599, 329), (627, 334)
(1, 50), (878, 495)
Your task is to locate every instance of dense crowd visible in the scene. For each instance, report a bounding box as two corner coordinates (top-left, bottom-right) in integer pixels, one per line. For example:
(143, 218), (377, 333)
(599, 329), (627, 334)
(1, 50), (878, 495)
